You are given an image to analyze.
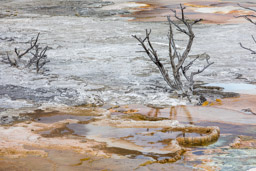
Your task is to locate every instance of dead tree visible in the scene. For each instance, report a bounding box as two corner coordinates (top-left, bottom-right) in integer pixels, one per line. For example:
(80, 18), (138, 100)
(132, 4), (213, 101)
(235, 4), (256, 54)
(2, 33), (49, 73)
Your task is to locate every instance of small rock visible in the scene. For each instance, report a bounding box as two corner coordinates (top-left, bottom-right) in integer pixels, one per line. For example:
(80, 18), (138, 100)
(241, 108), (256, 115)
(199, 95), (207, 104)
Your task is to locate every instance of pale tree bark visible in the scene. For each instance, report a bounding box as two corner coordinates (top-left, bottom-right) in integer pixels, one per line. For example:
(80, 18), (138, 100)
(133, 4), (213, 101)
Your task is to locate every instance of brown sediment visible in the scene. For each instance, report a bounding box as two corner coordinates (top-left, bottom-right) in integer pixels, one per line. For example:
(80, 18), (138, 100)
(39, 124), (74, 138)
(158, 138), (175, 145)
(71, 157), (91, 166)
(139, 148), (186, 166)
(122, 113), (168, 121)
(0, 148), (103, 171)
(0, 147), (48, 158)
(101, 146), (143, 157)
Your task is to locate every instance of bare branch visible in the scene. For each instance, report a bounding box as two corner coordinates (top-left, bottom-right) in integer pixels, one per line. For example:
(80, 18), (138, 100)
(192, 19), (203, 25)
(167, 16), (178, 72)
(236, 4), (256, 55)
(181, 56), (200, 81)
(173, 4), (200, 71)
(15, 33), (40, 59)
(36, 46), (49, 73)
(168, 14), (189, 35)
(238, 3), (256, 13)
(252, 35), (256, 44)
(235, 4), (256, 25)
(32, 45), (49, 73)
(4, 33), (49, 73)
(190, 59), (214, 83)
(235, 15), (256, 18)
(184, 56), (200, 72)
(180, 4), (186, 21)
(132, 31), (178, 89)
(235, 15), (256, 25)
(239, 42), (256, 54)
(132, 35), (156, 62)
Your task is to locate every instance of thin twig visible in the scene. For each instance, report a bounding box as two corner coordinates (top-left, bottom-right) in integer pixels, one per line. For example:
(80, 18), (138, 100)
(15, 33), (40, 59)
(240, 42), (256, 54)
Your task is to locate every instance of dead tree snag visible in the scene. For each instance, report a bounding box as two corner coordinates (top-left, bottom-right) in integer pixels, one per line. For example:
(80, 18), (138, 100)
(133, 4), (213, 101)
(2, 33), (49, 73)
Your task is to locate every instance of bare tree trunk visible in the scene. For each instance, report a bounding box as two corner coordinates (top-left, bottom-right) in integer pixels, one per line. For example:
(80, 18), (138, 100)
(133, 4), (214, 101)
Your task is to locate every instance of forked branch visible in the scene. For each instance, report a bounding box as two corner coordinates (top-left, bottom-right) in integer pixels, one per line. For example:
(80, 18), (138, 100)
(132, 30), (178, 90)
(189, 58), (214, 84)
(2, 33), (49, 73)
(15, 33), (40, 59)
(133, 4), (213, 99)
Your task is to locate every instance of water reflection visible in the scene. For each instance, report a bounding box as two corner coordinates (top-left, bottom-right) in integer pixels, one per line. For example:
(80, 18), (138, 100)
(147, 108), (161, 117)
(138, 104), (256, 125)
(169, 106), (193, 124)
(145, 105), (194, 124)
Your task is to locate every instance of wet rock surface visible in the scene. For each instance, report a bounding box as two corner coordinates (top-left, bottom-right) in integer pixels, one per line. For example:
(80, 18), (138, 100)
(0, 106), (221, 169)
(0, 104), (256, 170)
